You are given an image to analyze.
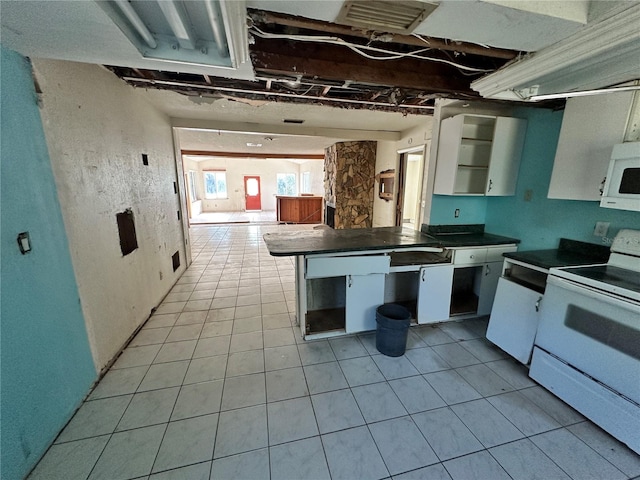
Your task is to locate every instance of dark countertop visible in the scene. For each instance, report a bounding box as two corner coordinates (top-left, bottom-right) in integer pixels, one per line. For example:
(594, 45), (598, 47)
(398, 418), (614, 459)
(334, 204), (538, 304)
(430, 232), (521, 247)
(504, 238), (610, 270)
(263, 227), (442, 256)
(421, 223), (520, 247)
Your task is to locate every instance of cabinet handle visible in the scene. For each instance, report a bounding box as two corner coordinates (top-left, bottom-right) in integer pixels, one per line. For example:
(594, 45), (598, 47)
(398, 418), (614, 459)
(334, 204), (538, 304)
(488, 179), (493, 192)
(421, 270), (426, 281)
(485, 264), (491, 276)
(535, 296), (542, 312)
(348, 275), (352, 288)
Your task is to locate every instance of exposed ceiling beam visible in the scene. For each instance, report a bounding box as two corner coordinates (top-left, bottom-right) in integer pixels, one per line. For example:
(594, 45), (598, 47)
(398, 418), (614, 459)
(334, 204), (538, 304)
(249, 9), (519, 60)
(250, 36), (477, 96)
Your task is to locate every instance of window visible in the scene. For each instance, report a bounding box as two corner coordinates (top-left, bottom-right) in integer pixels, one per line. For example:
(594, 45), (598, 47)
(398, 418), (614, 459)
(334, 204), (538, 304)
(204, 170), (227, 199)
(188, 171), (197, 202)
(301, 171), (311, 194)
(277, 173), (297, 196)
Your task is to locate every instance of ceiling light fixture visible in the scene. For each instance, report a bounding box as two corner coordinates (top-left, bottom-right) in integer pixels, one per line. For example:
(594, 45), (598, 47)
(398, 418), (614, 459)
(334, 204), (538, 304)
(99, 0), (250, 68)
(246, 142), (263, 147)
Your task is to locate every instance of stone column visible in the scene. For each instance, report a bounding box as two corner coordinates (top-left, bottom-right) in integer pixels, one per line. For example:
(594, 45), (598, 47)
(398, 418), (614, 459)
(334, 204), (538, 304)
(324, 141), (376, 229)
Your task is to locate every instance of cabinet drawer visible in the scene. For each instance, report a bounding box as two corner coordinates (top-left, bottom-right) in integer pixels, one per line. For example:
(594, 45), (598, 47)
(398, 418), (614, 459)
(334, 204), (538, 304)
(306, 255), (390, 279)
(486, 245), (517, 263)
(453, 248), (487, 265)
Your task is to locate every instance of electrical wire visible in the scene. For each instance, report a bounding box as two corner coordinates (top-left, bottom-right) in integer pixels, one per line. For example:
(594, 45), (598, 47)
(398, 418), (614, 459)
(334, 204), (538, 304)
(251, 27), (494, 73)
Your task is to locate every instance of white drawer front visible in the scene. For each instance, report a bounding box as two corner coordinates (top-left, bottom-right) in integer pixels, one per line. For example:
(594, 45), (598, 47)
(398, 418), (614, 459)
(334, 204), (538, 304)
(306, 255), (390, 279)
(453, 248), (487, 265)
(486, 245), (517, 263)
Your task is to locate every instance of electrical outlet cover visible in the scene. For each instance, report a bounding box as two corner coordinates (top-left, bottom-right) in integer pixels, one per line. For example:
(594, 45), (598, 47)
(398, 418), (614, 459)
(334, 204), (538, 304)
(593, 221), (610, 237)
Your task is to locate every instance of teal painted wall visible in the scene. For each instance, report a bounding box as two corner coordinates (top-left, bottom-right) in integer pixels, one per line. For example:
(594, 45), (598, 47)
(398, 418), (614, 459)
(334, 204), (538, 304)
(485, 108), (640, 250)
(430, 195), (487, 225)
(430, 107), (640, 250)
(0, 47), (96, 480)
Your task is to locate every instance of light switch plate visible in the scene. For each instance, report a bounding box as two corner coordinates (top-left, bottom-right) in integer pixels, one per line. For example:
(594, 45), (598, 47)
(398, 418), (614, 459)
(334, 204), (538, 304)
(594, 221), (610, 237)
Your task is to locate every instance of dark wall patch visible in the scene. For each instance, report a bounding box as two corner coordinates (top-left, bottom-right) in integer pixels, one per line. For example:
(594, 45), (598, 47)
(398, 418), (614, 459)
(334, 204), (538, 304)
(116, 209), (138, 256)
(172, 251), (180, 271)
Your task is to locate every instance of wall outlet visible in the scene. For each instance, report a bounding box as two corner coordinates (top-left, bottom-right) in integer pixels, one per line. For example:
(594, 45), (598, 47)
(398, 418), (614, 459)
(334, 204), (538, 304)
(524, 189), (533, 202)
(593, 221), (610, 237)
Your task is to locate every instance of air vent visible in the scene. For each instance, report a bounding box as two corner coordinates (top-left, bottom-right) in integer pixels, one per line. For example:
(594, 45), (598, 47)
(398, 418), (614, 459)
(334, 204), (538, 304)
(336, 1), (438, 34)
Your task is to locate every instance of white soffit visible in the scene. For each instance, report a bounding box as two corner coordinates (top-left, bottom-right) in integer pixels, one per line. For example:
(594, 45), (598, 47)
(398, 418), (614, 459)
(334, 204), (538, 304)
(0, 1), (254, 80)
(177, 129), (340, 154)
(471, 3), (640, 100)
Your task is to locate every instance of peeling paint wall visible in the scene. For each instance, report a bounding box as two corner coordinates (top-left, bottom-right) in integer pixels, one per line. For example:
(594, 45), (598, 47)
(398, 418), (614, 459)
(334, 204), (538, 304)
(33, 59), (186, 371)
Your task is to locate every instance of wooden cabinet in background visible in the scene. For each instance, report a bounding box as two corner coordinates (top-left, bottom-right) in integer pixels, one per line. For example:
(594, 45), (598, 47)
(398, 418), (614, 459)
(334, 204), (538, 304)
(276, 196), (323, 224)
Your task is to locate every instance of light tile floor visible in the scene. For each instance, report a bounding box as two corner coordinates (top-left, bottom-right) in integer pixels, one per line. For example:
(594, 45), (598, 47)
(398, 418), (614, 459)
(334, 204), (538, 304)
(29, 224), (640, 480)
(189, 210), (278, 225)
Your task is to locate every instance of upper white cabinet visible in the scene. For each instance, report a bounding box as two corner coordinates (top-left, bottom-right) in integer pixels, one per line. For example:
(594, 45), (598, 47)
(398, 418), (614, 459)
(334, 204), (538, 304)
(434, 114), (527, 196)
(547, 91), (635, 201)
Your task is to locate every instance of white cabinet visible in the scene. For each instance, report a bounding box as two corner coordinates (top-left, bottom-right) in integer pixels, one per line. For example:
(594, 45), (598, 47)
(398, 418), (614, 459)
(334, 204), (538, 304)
(450, 245), (517, 317)
(434, 114), (527, 196)
(417, 264), (454, 324)
(486, 259), (548, 364)
(476, 261), (502, 316)
(487, 278), (542, 364)
(346, 273), (386, 333)
(548, 91), (635, 201)
(302, 253), (392, 338)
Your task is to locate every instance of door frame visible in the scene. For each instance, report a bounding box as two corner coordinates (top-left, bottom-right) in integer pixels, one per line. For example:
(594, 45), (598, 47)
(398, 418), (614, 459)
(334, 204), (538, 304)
(395, 145), (427, 228)
(244, 175), (262, 211)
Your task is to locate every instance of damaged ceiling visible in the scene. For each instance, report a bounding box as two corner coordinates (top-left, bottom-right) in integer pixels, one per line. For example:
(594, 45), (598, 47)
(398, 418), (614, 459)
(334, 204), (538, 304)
(108, 7), (519, 115)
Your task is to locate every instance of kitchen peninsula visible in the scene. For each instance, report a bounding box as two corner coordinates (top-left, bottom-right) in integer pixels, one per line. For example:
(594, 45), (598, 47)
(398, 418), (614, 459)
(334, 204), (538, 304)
(264, 226), (519, 339)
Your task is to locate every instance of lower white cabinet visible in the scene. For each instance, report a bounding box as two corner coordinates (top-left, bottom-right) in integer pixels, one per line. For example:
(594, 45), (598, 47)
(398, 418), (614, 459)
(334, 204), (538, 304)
(476, 261), (502, 316)
(417, 264), (454, 323)
(487, 277), (543, 364)
(346, 273), (386, 333)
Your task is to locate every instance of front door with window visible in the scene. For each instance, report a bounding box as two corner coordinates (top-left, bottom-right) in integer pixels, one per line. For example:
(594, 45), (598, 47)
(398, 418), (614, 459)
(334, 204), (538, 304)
(244, 176), (261, 211)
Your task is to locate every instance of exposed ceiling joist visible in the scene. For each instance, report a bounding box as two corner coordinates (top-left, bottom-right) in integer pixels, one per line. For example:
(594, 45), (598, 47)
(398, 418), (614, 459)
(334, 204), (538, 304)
(250, 36), (474, 96)
(249, 9), (519, 60)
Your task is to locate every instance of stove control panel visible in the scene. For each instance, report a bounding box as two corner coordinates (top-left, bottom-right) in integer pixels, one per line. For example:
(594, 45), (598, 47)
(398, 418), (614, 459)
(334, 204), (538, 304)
(611, 229), (640, 257)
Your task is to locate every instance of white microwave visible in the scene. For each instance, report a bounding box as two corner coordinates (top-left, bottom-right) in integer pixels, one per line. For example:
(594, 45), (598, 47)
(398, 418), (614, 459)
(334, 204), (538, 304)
(600, 142), (640, 212)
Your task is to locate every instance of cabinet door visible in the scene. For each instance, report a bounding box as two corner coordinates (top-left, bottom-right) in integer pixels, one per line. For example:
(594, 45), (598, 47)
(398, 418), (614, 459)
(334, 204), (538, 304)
(486, 117), (527, 196)
(346, 273), (386, 333)
(476, 261), (502, 316)
(548, 92), (634, 201)
(417, 264), (454, 324)
(486, 278), (542, 364)
(433, 115), (465, 195)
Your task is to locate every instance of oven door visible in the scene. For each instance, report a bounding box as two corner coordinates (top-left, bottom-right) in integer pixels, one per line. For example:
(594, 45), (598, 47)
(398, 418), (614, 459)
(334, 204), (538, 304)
(535, 275), (640, 403)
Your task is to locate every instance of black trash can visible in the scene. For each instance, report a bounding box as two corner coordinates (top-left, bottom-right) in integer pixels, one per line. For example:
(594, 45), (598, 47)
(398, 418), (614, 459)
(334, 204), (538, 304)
(376, 303), (411, 357)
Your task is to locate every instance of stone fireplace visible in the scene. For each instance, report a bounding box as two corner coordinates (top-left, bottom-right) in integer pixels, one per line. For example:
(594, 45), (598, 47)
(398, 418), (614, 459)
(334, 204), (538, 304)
(324, 141), (376, 229)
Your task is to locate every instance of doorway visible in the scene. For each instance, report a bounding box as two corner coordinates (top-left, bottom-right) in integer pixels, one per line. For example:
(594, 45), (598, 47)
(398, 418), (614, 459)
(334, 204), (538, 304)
(395, 147), (425, 229)
(244, 175), (262, 211)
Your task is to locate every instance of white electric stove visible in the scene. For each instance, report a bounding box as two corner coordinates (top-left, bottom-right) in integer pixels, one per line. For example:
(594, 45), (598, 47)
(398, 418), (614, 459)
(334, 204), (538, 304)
(530, 229), (640, 454)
